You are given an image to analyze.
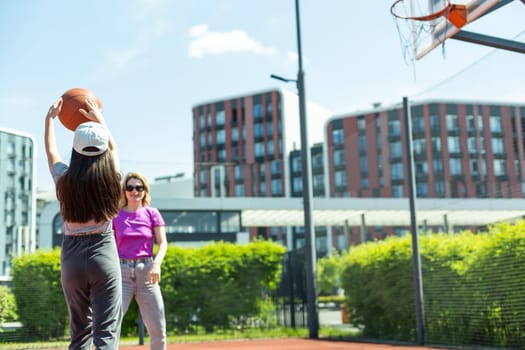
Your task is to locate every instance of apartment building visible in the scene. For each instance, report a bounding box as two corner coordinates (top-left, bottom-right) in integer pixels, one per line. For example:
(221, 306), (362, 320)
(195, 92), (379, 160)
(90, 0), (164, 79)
(192, 88), (332, 251)
(324, 99), (525, 245)
(0, 128), (36, 275)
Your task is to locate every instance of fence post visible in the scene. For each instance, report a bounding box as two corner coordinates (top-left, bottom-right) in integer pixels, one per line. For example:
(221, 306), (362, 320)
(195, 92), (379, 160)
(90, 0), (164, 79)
(138, 310), (145, 345)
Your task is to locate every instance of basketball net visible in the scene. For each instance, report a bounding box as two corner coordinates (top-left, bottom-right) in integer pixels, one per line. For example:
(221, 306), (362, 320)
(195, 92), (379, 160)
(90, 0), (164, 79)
(391, 0), (467, 64)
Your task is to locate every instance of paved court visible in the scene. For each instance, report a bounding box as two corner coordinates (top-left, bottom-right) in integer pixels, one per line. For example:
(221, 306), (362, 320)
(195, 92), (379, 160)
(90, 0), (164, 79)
(120, 338), (452, 350)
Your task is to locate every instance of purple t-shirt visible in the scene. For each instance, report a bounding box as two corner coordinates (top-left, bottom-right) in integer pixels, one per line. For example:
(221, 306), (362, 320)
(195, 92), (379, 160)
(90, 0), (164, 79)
(113, 206), (165, 259)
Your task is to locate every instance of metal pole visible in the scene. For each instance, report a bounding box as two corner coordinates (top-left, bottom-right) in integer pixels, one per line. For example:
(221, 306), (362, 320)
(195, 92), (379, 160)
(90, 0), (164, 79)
(138, 310), (145, 345)
(402, 96), (424, 345)
(295, 0), (318, 338)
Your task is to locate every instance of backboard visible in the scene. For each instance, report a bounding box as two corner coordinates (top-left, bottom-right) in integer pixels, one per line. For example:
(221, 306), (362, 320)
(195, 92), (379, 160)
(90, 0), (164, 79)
(392, 0), (501, 60)
(418, 0), (501, 59)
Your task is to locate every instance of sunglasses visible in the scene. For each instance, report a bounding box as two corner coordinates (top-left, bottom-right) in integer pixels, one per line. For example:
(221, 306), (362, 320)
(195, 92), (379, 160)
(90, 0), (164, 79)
(125, 185), (145, 192)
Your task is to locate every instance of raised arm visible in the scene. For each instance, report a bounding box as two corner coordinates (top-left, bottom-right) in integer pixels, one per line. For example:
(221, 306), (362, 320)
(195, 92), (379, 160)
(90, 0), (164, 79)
(79, 98), (120, 171)
(44, 99), (63, 175)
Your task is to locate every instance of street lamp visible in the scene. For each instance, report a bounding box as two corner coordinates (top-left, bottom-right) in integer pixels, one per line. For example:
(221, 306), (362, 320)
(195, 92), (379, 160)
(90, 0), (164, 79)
(270, 0), (319, 339)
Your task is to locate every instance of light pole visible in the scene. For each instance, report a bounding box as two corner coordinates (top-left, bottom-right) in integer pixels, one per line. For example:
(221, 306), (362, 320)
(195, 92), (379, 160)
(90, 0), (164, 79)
(270, 0), (318, 338)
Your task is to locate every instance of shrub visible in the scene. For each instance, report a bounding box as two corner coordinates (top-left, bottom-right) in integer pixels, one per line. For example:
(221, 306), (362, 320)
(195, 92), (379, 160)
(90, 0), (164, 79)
(11, 249), (67, 339)
(0, 285), (17, 325)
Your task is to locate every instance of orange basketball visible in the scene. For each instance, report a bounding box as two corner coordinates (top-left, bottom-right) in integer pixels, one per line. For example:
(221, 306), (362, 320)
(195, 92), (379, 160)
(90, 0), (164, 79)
(58, 88), (103, 131)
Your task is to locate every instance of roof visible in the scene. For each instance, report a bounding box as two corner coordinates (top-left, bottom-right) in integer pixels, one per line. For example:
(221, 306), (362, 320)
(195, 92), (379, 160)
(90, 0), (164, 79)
(152, 197), (525, 227)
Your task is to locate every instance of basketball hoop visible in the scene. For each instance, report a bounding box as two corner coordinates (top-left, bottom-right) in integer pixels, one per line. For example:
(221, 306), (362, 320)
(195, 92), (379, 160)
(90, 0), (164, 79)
(391, 0), (467, 27)
(390, 0), (469, 63)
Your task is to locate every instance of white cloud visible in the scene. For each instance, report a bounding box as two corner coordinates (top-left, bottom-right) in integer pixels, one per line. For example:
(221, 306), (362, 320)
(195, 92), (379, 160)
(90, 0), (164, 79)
(188, 24), (278, 59)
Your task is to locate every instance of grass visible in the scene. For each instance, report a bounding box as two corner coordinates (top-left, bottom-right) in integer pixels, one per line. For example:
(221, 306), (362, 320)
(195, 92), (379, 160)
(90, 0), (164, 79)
(0, 326), (361, 349)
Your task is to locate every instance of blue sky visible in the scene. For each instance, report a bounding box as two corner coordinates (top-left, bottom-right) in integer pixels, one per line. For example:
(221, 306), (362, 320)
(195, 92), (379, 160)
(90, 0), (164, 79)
(0, 0), (523, 192)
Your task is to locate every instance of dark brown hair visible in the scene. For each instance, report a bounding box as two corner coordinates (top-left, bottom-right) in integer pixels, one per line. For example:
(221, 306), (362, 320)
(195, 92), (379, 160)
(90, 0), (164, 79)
(56, 150), (121, 223)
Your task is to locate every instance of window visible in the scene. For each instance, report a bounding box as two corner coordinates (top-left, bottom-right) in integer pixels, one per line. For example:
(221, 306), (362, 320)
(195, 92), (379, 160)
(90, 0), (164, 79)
(446, 114), (458, 131)
(433, 159), (443, 175)
(388, 120), (400, 136)
(448, 136), (460, 153)
(216, 130), (225, 144)
(359, 135), (367, 150)
(254, 123), (264, 137)
(413, 139), (427, 156)
(234, 165), (243, 180)
(490, 115), (502, 133)
(292, 156), (301, 172)
(467, 115), (475, 131)
(332, 129), (344, 145)
(267, 139), (274, 155)
(217, 149), (225, 162)
(491, 137), (504, 154)
(431, 137), (441, 153)
(415, 161), (428, 177)
(430, 114), (440, 129)
(199, 169), (207, 184)
(333, 149), (345, 166)
(413, 116), (425, 133)
(360, 156), (368, 172)
(216, 110), (225, 126)
(450, 158), (462, 175)
(266, 101), (273, 115)
(389, 141), (402, 158)
(235, 184), (244, 196)
(391, 163), (403, 180)
(470, 159), (479, 175)
(293, 177), (303, 192)
(358, 118), (366, 130)
(271, 179), (282, 195)
(313, 174), (324, 191)
(232, 128), (238, 142)
(416, 183), (428, 197)
(254, 143), (265, 157)
(266, 121), (273, 136)
(467, 137), (477, 153)
(494, 159), (506, 176)
(312, 153), (323, 169)
(335, 170), (346, 187)
(259, 163), (266, 178)
(434, 181), (445, 195)
(259, 181), (266, 195)
(254, 103), (263, 119)
(199, 134), (205, 147)
(199, 113), (205, 129)
(392, 185), (403, 198)
(271, 160), (281, 175)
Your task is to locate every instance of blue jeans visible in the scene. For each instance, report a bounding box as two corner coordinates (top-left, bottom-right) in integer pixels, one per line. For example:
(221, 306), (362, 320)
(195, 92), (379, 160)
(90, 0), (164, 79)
(61, 231), (122, 350)
(121, 259), (167, 350)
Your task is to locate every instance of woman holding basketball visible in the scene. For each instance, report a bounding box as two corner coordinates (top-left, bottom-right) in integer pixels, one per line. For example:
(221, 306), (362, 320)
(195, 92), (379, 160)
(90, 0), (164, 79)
(113, 172), (168, 350)
(45, 97), (122, 350)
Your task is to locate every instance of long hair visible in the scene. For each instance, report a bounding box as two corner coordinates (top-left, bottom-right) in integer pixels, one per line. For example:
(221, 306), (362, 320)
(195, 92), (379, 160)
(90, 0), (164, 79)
(121, 172), (151, 207)
(56, 149), (121, 223)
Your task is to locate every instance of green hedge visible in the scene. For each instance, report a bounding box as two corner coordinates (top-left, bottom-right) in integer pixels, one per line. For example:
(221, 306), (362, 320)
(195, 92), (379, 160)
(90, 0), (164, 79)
(10, 241), (286, 340)
(340, 221), (525, 348)
(11, 249), (67, 340)
(160, 240), (286, 333)
(0, 285), (17, 325)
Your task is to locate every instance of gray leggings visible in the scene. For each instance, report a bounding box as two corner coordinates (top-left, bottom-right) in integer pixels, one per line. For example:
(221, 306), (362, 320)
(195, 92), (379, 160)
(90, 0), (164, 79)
(61, 231), (122, 350)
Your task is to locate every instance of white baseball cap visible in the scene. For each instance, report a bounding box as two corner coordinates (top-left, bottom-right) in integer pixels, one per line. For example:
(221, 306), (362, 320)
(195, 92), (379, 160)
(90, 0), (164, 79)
(73, 122), (109, 156)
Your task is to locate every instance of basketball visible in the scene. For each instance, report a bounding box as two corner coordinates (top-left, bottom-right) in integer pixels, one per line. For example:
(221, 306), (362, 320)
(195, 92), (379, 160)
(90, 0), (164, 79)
(58, 88), (103, 131)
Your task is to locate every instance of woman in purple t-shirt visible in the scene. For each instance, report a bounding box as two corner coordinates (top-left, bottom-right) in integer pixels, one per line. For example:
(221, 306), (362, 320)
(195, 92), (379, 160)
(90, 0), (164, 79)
(113, 172), (168, 350)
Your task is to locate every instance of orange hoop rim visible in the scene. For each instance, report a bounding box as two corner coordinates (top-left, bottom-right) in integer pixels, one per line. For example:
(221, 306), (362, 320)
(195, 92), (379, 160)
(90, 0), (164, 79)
(390, 0), (452, 21)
